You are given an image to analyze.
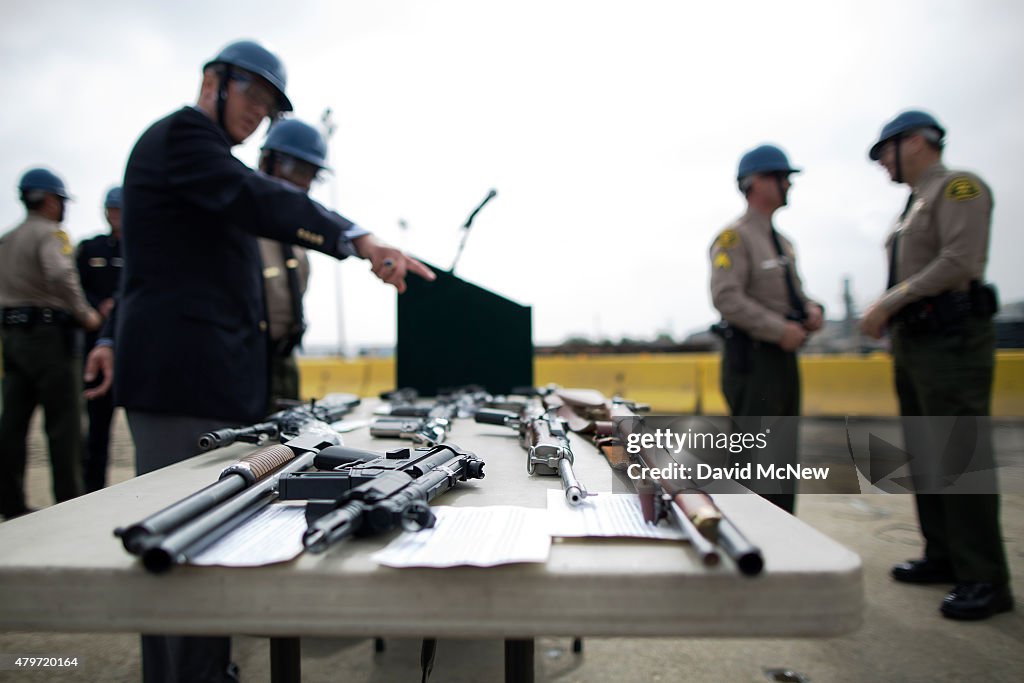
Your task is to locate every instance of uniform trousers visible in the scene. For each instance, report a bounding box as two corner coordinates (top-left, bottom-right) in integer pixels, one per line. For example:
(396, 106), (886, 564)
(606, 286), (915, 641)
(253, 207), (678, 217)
(891, 317), (1009, 585)
(0, 324), (83, 516)
(721, 340), (799, 513)
(268, 351), (300, 414)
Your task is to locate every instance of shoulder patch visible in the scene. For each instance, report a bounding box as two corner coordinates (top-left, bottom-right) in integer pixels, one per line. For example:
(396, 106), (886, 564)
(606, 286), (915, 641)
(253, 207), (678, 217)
(713, 252), (732, 270)
(944, 176), (981, 202)
(714, 229), (740, 250)
(54, 229), (73, 256)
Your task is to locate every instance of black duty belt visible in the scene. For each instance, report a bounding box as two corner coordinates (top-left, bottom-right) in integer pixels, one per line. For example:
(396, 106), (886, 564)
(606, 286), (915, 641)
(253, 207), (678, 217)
(893, 281), (999, 335)
(1, 306), (73, 328)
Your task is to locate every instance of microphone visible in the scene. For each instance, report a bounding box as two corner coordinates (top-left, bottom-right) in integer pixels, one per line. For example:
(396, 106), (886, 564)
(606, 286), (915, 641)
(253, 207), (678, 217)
(451, 188), (498, 274)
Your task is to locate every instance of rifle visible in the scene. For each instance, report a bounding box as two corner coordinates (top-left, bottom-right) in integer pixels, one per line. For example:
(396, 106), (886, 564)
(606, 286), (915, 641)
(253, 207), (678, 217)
(196, 393), (360, 452)
(277, 443), (486, 553)
(552, 386), (764, 575)
(115, 416), (343, 574)
(635, 449), (764, 576)
(475, 404), (592, 506)
(541, 387), (649, 470)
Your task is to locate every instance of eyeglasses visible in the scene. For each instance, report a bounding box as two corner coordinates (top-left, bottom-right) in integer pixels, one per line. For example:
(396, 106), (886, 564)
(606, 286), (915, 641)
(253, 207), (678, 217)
(754, 171), (792, 183)
(278, 156), (323, 186)
(230, 72), (281, 116)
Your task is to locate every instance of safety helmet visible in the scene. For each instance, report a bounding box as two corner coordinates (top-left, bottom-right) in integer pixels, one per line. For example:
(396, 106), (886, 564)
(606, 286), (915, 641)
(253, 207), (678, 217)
(104, 186), (123, 209)
(204, 39), (293, 113)
(262, 119), (330, 170)
(869, 110), (945, 161)
(737, 144), (801, 180)
(18, 167), (71, 200)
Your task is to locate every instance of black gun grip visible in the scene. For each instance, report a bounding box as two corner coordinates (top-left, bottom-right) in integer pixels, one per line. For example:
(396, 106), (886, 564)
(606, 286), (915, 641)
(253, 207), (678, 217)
(314, 445), (380, 470)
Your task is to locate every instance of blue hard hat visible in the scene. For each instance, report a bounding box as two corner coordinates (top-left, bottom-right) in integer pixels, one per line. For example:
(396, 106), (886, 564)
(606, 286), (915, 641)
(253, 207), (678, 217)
(869, 110), (945, 160)
(18, 167), (71, 199)
(737, 144), (801, 180)
(262, 118), (330, 170)
(104, 186), (123, 209)
(204, 39), (293, 112)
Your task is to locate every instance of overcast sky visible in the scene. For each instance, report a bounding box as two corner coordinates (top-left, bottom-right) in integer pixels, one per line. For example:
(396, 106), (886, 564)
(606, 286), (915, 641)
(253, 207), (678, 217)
(2, 0), (1022, 350)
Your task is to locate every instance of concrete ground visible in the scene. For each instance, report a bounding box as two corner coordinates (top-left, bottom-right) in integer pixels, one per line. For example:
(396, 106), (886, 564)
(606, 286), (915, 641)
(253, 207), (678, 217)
(1, 410), (1022, 683)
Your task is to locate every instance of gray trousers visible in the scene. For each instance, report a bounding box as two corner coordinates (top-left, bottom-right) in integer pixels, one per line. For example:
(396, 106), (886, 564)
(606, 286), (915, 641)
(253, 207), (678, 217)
(127, 411), (240, 683)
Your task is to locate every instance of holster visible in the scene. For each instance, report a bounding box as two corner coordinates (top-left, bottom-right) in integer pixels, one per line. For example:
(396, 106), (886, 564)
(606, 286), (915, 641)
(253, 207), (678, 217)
(271, 328), (305, 357)
(711, 321), (753, 374)
(895, 281), (998, 335)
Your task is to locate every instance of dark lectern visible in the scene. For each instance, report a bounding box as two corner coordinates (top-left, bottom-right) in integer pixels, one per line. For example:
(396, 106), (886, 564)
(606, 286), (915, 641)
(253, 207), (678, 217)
(397, 265), (533, 395)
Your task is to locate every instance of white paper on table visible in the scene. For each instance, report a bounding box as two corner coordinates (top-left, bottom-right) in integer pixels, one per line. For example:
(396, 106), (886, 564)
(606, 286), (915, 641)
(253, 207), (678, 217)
(371, 506), (551, 568)
(190, 503), (307, 567)
(546, 489), (686, 540)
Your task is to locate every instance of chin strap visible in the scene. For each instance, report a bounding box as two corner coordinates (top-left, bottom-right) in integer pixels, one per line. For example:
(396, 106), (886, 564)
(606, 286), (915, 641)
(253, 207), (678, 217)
(893, 135), (904, 184)
(775, 173), (788, 207)
(215, 65), (234, 140)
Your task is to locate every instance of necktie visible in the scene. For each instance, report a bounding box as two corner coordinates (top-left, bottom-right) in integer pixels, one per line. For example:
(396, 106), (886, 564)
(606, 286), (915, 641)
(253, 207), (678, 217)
(769, 226), (806, 322)
(887, 193), (915, 289)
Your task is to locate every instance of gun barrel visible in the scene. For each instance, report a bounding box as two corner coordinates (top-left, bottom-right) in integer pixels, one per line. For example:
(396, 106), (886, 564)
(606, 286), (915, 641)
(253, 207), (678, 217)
(197, 422), (277, 452)
(140, 451), (316, 573)
(115, 476), (246, 555)
(666, 497), (720, 567)
(717, 516), (764, 576)
(304, 499), (365, 553)
(474, 408), (519, 427)
(557, 458), (588, 506)
(114, 443), (295, 555)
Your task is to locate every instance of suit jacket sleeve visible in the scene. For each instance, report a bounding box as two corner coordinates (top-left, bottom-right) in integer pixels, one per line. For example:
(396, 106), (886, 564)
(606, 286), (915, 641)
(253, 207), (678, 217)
(165, 113), (368, 258)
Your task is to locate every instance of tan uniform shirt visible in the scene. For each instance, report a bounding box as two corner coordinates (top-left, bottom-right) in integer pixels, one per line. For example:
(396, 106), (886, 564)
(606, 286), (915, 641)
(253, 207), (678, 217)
(0, 215), (94, 323)
(258, 237), (310, 342)
(709, 207), (814, 343)
(879, 162), (991, 313)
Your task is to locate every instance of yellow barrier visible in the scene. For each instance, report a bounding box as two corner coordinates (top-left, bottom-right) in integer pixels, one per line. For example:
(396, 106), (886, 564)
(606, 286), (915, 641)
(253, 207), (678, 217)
(298, 356), (395, 401)
(534, 354), (700, 413)
(798, 354), (900, 417)
(1, 340), (1015, 416)
(994, 351), (1024, 415)
(296, 351), (1024, 417)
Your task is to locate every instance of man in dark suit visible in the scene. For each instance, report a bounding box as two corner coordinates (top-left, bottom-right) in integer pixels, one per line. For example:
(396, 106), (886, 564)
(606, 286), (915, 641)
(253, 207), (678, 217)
(106, 39), (431, 473)
(89, 39), (433, 683)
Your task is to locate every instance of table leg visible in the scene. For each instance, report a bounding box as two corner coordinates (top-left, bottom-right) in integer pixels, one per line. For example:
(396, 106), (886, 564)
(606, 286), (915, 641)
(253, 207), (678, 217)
(270, 636), (301, 683)
(504, 638), (534, 683)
